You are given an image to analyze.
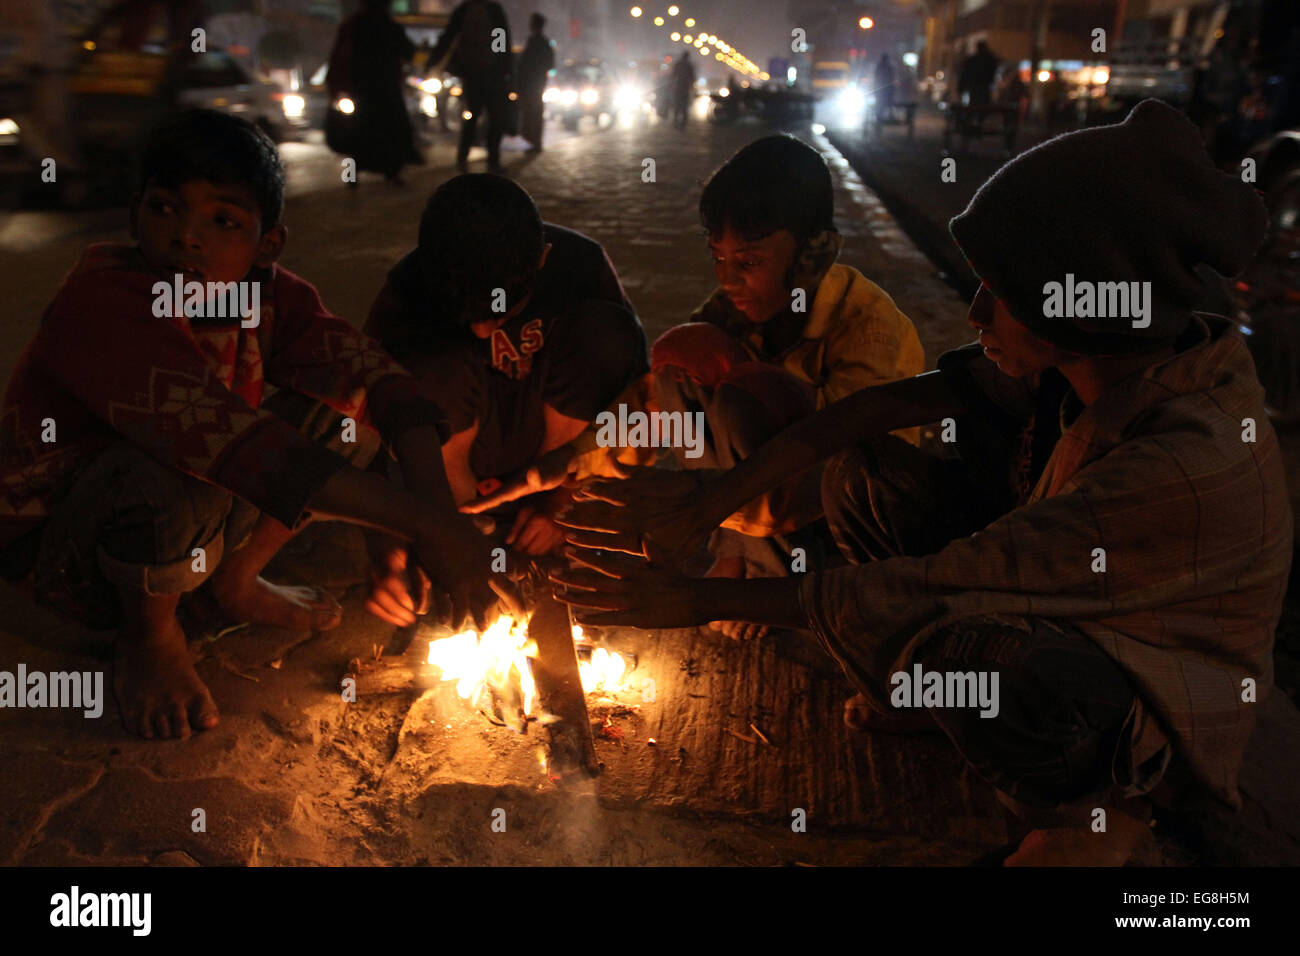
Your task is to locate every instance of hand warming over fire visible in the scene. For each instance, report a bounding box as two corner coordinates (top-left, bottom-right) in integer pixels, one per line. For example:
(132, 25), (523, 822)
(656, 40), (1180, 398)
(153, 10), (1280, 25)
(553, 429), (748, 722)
(550, 541), (707, 629)
(461, 444), (579, 513)
(506, 501), (567, 555)
(367, 545), (428, 627)
(551, 540), (808, 633)
(555, 463), (719, 564)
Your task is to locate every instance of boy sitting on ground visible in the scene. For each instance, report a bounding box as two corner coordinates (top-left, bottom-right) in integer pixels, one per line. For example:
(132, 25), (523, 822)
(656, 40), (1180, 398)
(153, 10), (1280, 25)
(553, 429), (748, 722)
(0, 110), (503, 740)
(551, 101), (1291, 865)
(360, 174), (647, 626)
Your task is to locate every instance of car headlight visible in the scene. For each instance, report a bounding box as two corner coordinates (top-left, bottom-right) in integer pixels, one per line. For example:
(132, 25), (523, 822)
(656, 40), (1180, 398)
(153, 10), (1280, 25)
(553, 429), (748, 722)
(282, 93), (305, 118)
(543, 88), (558, 103)
(560, 89), (579, 106)
(0, 117), (18, 136)
(420, 94), (437, 117)
(335, 97), (355, 114)
(419, 77), (443, 94)
(613, 85), (641, 110)
(580, 87), (599, 106)
(838, 86), (865, 115)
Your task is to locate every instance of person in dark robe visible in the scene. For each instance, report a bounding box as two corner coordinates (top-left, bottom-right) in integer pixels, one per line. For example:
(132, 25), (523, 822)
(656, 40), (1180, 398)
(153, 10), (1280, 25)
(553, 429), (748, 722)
(327, 0), (422, 184)
(517, 13), (555, 153)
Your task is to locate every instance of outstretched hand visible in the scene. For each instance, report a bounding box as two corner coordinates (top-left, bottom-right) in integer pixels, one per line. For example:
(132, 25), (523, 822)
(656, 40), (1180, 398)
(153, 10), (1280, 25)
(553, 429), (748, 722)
(550, 538), (707, 629)
(461, 445), (578, 514)
(555, 462), (717, 565)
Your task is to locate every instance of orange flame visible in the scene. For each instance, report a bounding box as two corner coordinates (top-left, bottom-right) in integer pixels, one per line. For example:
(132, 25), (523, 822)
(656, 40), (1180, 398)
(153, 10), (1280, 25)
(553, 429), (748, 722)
(425, 618), (630, 716)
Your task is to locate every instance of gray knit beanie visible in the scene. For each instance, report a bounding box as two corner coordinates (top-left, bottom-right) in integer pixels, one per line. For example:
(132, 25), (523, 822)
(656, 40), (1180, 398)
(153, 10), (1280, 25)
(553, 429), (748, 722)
(949, 99), (1269, 355)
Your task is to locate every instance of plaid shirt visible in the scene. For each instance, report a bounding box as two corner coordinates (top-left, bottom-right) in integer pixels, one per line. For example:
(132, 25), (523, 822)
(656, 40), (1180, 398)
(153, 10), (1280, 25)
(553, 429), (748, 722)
(802, 316), (1292, 807)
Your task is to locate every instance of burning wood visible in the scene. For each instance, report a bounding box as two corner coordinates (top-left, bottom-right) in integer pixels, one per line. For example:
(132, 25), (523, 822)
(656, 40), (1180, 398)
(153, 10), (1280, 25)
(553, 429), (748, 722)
(527, 593), (600, 779)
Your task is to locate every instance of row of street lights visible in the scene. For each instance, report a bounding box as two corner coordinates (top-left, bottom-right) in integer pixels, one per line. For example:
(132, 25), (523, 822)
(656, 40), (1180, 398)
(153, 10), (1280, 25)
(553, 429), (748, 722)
(629, 5), (770, 82)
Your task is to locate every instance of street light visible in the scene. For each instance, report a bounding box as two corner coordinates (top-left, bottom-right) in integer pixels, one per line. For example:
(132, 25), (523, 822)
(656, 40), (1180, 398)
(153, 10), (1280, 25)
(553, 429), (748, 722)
(858, 16), (874, 29)
(630, 6), (642, 17)
(668, 4), (679, 14)
(654, 16), (664, 25)
(684, 17), (695, 27)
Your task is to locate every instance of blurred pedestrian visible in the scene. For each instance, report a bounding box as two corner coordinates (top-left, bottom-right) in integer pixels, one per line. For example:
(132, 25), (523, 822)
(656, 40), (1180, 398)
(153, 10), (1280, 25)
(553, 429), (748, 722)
(327, 0), (422, 184)
(671, 53), (696, 128)
(429, 0), (514, 174)
(997, 67), (1028, 124)
(873, 54), (895, 124)
(958, 40), (999, 107)
(518, 13), (554, 153)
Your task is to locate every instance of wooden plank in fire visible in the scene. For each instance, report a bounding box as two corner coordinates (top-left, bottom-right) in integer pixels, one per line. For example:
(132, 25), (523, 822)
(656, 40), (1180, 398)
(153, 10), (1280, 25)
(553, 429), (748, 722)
(528, 591), (600, 779)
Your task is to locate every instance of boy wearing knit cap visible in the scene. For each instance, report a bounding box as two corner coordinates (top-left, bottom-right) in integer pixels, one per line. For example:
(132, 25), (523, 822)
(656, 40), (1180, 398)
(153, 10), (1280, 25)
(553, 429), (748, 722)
(552, 101), (1291, 865)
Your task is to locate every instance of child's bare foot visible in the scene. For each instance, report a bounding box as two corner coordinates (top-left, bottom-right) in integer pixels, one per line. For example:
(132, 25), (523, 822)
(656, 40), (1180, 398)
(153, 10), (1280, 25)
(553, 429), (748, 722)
(208, 575), (343, 631)
(705, 555), (770, 641)
(115, 613), (220, 740)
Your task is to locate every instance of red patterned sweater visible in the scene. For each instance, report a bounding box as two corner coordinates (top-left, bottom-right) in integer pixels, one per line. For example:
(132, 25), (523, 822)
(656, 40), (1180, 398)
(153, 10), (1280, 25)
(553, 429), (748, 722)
(0, 242), (446, 548)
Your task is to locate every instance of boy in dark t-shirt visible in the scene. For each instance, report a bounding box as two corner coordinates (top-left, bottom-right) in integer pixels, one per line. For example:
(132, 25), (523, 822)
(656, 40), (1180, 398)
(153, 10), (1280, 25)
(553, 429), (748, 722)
(363, 175), (646, 623)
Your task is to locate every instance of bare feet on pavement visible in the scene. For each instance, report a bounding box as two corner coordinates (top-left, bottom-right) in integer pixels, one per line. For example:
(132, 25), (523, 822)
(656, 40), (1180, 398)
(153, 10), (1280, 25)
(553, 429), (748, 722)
(704, 555), (771, 641)
(115, 607), (220, 740)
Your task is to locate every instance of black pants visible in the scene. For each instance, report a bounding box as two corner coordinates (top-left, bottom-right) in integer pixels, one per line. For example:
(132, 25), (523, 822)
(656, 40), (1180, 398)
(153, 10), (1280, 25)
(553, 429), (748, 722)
(459, 73), (507, 166)
(822, 438), (1138, 817)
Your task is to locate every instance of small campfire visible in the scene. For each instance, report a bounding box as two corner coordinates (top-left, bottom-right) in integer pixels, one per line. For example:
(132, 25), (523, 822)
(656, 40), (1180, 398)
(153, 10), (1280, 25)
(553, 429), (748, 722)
(349, 592), (638, 781)
(423, 618), (631, 720)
